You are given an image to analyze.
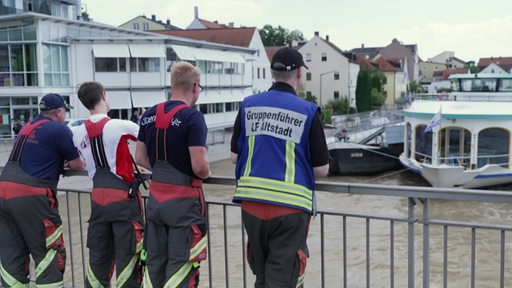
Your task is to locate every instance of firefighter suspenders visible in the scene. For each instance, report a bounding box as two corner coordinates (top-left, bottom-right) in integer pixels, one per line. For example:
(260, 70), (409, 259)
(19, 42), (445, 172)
(84, 117), (111, 171)
(8, 119), (49, 163)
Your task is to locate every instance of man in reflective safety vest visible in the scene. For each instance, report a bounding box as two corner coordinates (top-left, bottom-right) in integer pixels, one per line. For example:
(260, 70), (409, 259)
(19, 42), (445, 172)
(73, 81), (144, 287)
(136, 62), (211, 287)
(231, 47), (330, 287)
(0, 93), (86, 288)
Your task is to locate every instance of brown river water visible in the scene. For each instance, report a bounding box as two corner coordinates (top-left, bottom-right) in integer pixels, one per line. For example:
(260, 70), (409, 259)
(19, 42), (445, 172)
(201, 160), (512, 288)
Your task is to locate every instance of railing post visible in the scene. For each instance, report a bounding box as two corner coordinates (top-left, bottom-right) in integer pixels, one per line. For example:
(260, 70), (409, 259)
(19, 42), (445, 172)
(408, 197), (416, 288)
(423, 198), (430, 288)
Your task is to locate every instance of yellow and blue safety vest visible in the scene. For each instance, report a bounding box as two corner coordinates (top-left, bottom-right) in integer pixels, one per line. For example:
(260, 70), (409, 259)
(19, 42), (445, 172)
(233, 89), (318, 213)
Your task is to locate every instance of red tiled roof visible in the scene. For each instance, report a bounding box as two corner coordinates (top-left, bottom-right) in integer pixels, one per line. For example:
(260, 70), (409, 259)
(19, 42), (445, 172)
(356, 55), (376, 70)
(477, 56), (512, 72)
(150, 27), (256, 48)
(440, 68), (469, 80)
(198, 18), (230, 29)
(373, 57), (402, 72)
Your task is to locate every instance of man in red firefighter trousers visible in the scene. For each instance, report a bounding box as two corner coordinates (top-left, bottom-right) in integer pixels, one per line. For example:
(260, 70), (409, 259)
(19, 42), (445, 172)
(73, 81), (144, 287)
(0, 93), (86, 287)
(231, 47), (330, 287)
(136, 62), (211, 287)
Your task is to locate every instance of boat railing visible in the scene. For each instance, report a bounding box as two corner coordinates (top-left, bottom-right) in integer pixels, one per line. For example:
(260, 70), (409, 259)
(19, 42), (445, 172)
(476, 153), (510, 169)
(413, 92), (512, 102)
(34, 176), (512, 288)
(414, 152), (433, 164)
(415, 153), (509, 170)
(330, 109), (404, 142)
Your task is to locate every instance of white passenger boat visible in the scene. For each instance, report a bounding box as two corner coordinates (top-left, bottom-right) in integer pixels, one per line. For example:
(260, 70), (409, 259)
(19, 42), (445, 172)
(399, 73), (512, 188)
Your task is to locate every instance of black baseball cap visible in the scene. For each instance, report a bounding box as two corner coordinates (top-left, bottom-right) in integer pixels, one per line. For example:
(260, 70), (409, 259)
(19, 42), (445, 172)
(271, 47), (309, 71)
(39, 93), (73, 111)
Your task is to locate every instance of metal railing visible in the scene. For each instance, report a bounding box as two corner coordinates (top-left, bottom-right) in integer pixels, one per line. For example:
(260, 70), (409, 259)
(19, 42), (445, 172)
(25, 176), (512, 287)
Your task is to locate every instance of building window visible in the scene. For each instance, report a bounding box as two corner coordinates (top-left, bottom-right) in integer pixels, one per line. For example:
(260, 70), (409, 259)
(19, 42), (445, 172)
(334, 72), (340, 80)
(0, 43), (38, 87)
(257, 67), (260, 79)
(133, 23), (139, 30)
(262, 68), (266, 79)
(43, 44), (69, 87)
(306, 53), (311, 62)
(142, 23), (149, 31)
(321, 52), (327, 61)
(215, 103), (224, 113)
(226, 101), (241, 112)
(130, 58), (160, 72)
(306, 72), (312, 81)
(334, 91), (340, 99)
(205, 61), (223, 74)
(306, 91), (312, 97)
(0, 25), (38, 87)
(95, 58), (127, 72)
(199, 104), (208, 114)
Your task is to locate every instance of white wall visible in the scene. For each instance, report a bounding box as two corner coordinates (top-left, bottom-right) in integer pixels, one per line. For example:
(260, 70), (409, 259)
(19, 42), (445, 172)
(299, 36), (352, 107)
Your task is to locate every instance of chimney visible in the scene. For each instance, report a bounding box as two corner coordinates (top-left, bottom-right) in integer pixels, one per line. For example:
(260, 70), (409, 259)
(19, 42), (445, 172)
(361, 43), (365, 48)
(166, 19), (170, 25)
(326, 35), (329, 42)
(229, 22), (234, 27)
(194, 6), (199, 19)
(314, 31), (319, 37)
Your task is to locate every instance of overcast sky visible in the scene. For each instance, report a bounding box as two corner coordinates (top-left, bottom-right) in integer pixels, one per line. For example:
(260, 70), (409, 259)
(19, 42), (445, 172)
(82, 0), (512, 62)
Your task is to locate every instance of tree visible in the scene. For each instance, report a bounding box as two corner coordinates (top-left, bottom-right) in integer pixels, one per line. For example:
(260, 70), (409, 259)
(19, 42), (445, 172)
(259, 24), (304, 46)
(327, 98), (349, 115)
(408, 80), (424, 94)
(355, 70), (385, 112)
(355, 70), (371, 112)
(464, 63), (479, 73)
(370, 88), (386, 108)
(298, 86), (317, 104)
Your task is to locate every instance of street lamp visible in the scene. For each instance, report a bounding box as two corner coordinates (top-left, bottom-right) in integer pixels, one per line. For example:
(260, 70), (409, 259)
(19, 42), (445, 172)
(319, 70), (338, 107)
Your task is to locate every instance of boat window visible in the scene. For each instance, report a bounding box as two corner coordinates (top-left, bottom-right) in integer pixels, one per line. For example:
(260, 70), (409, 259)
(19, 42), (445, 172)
(406, 123), (412, 158)
(439, 127), (471, 167)
(477, 128), (509, 169)
(414, 125), (432, 163)
(498, 79), (512, 92)
(460, 79), (497, 92)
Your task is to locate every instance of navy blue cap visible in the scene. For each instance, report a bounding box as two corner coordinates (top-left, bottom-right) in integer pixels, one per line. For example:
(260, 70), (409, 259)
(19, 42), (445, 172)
(39, 93), (73, 111)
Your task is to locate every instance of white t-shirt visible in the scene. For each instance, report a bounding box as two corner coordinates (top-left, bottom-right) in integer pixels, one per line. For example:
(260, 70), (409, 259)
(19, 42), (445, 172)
(72, 114), (139, 182)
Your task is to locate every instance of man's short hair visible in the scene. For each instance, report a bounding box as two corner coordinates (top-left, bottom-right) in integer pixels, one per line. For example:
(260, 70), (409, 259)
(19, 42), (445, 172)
(171, 62), (201, 90)
(271, 69), (297, 82)
(77, 81), (104, 110)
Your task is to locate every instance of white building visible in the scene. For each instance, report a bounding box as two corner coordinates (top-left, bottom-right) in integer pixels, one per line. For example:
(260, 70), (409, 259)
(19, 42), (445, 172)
(0, 2), (256, 139)
(299, 32), (359, 108)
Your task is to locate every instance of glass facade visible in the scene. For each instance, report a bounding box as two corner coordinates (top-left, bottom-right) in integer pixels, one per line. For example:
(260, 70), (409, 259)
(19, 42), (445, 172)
(0, 0), (78, 19)
(0, 25), (38, 87)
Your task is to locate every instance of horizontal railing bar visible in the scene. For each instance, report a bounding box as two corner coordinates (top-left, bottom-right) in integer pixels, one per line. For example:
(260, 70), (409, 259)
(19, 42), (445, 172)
(62, 172), (512, 204)
(59, 174), (512, 203)
(420, 219), (512, 231)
